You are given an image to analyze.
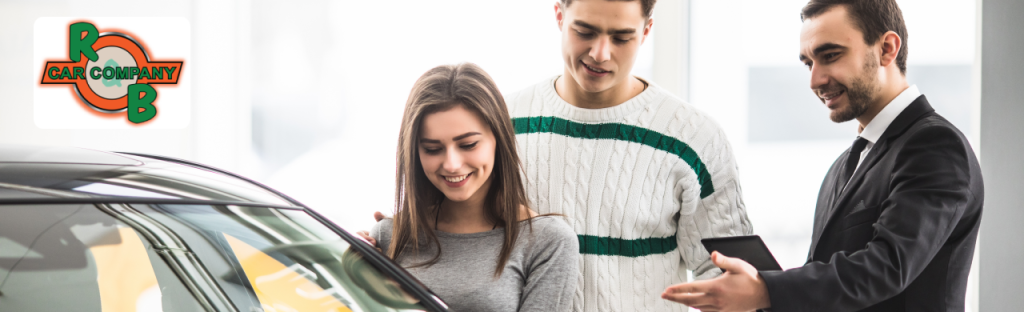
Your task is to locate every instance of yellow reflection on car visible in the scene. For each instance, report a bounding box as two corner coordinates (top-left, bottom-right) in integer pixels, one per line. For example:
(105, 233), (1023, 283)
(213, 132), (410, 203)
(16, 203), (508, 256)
(90, 227), (161, 312)
(223, 233), (353, 312)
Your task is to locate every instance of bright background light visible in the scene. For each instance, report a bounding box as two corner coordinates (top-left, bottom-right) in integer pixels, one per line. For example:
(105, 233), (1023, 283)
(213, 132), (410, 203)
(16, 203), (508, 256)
(0, 1), (978, 310)
(247, 0), (658, 233)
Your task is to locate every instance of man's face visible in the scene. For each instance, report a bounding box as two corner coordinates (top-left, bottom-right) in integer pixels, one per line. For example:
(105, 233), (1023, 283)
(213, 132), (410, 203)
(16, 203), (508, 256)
(557, 0), (650, 93)
(800, 6), (882, 123)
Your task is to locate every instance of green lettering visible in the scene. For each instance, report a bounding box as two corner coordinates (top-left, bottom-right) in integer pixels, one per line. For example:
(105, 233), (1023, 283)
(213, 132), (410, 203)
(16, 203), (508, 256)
(116, 67), (130, 80)
(139, 67), (151, 80)
(128, 84), (157, 124)
(59, 67), (72, 80)
(102, 59), (121, 87)
(152, 67), (163, 79)
(102, 67), (115, 80)
(48, 67), (60, 80)
(69, 22), (98, 62)
(130, 67), (140, 79)
(90, 67), (102, 79)
(73, 67), (85, 80)
(163, 67), (176, 77)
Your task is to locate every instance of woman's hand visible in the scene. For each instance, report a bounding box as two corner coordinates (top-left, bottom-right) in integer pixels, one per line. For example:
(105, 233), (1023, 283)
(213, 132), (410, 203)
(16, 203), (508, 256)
(355, 230), (382, 252)
(355, 212), (387, 252)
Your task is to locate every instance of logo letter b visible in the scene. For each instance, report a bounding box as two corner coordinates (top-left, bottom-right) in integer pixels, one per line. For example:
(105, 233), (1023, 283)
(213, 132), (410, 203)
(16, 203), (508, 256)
(128, 84), (157, 124)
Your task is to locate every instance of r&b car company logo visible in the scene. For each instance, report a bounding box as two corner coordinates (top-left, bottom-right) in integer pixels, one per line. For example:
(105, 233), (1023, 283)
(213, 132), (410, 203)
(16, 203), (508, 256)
(34, 17), (190, 128)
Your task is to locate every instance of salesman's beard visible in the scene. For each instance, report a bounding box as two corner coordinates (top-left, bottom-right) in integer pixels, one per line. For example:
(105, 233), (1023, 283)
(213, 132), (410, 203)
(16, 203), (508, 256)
(818, 53), (882, 123)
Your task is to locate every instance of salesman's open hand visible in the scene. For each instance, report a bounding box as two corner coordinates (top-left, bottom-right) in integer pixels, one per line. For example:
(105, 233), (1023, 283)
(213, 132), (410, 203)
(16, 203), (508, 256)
(661, 251), (770, 312)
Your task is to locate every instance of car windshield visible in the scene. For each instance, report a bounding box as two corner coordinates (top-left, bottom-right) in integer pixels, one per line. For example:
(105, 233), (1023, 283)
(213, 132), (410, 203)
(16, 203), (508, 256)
(0, 203), (431, 312)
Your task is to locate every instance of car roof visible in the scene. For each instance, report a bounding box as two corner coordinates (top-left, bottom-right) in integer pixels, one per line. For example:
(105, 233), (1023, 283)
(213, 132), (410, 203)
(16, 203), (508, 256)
(0, 144), (452, 311)
(0, 144), (299, 208)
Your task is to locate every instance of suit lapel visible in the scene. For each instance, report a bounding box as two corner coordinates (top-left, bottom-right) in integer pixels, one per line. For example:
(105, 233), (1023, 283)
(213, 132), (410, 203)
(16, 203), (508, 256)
(807, 158), (845, 261)
(808, 95), (935, 260)
(831, 140), (889, 215)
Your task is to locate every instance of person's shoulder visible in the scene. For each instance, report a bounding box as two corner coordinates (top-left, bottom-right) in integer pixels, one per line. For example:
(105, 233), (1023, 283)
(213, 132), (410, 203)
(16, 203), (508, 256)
(526, 216), (577, 242)
(504, 76), (559, 117)
(889, 103), (966, 144)
(644, 82), (691, 109)
(503, 85), (531, 105)
(916, 112), (966, 136)
(644, 82), (725, 132)
(522, 216), (578, 263)
(504, 76), (555, 102)
(636, 83), (732, 158)
(901, 113), (973, 157)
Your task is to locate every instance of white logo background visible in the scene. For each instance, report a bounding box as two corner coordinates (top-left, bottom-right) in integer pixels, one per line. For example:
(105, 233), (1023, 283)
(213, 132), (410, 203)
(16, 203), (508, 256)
(34, 17), (191, 129)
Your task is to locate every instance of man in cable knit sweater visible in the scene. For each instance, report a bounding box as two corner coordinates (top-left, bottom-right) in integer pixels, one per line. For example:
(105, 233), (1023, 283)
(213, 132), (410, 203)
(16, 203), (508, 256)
(503, 0), (753, 311)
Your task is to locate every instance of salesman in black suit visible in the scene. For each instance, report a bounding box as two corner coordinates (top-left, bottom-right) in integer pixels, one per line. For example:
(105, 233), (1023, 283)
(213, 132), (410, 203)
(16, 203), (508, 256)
(660, 0), (984, 311)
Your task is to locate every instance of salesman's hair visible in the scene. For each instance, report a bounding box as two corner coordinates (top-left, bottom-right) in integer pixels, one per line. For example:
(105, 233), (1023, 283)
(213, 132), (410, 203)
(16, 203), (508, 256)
(560, 0), (657, 19)
(391, 62), (531, 278)
(801, 0), (909, 75)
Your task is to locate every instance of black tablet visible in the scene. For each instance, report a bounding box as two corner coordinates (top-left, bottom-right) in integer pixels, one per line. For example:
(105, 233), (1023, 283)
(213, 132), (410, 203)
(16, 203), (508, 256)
(701, 235), (782, 271)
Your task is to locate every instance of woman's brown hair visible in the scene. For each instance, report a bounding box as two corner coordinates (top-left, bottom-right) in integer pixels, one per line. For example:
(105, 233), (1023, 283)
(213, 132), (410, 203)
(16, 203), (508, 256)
(389, 62), (530, 277)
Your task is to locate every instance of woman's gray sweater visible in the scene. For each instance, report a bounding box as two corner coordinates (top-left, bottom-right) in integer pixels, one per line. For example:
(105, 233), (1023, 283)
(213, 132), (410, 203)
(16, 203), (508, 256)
(370, 216), (579, 312)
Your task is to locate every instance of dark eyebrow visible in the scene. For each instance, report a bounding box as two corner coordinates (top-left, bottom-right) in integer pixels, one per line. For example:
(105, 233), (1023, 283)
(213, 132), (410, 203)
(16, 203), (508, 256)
(573, 20), (599, 32)
(814, 43), (846, 57)
(572, 20), (637, 35)
(814, 43), (846, 55)
(453, 132), (481, 141)
(800, 42), (846, 62)
(419, 132), (481, 144)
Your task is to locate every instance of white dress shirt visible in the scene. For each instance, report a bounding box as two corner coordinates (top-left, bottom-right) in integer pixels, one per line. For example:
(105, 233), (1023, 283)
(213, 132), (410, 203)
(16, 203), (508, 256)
(853, 84), (922, 173)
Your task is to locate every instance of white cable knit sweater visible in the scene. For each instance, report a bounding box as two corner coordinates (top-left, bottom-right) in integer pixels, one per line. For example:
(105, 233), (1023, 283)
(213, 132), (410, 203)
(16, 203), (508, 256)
(506, 76), (753, 312)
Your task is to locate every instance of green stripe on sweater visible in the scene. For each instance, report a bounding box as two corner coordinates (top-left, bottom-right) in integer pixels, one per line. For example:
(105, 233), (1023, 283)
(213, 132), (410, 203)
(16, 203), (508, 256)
(512, 116), (714, 198)
(578, 234), (678, 257)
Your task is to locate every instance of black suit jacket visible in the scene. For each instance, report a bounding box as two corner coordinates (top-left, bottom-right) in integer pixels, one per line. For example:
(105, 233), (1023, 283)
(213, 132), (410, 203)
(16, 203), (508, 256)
(760, 96), (984, 311)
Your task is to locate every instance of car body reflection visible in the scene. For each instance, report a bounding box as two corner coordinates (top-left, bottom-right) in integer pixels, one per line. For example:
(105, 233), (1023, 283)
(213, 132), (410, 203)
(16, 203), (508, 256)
(0, 145), (448, 312)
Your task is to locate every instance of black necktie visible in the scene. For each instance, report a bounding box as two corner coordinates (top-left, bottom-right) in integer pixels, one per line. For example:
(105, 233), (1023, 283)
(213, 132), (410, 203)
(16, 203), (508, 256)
(841, 137), (870, 186)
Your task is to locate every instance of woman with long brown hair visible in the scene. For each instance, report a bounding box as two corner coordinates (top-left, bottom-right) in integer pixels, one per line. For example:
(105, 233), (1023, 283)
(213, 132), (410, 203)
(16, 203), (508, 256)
(366, 63), (578, 311)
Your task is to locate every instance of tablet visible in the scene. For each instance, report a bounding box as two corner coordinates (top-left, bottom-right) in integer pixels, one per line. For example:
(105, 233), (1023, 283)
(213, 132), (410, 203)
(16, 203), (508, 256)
(701, 235), (782, 271)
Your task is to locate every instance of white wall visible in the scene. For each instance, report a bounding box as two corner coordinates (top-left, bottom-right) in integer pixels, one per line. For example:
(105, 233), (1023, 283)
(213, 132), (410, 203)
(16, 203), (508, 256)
(0, 0), (253, 174)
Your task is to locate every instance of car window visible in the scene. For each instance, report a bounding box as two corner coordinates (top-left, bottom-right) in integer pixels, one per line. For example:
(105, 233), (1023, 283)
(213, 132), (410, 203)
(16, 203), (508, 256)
(0, 204), (434, 312)
(0, 204), (205, 312)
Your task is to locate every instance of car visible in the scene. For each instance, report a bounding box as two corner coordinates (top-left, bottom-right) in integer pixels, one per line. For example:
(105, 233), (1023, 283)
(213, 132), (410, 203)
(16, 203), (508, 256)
(0, 144), (449, 312)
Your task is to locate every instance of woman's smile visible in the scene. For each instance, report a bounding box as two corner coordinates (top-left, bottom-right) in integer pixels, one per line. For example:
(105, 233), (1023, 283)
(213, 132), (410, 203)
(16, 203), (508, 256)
(442, 172), (472, 187)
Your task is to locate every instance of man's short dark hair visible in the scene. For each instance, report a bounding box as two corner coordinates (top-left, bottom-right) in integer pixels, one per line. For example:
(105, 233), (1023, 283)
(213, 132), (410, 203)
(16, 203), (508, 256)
(801, 0), (908, 75)
(561, 0), (657, 19)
